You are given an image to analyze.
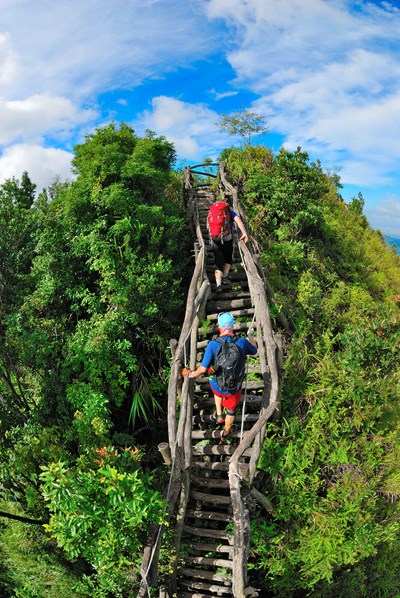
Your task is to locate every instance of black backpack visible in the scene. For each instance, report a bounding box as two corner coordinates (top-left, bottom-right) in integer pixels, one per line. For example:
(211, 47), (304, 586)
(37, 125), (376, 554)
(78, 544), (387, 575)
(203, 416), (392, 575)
(214, 336), (246, 393)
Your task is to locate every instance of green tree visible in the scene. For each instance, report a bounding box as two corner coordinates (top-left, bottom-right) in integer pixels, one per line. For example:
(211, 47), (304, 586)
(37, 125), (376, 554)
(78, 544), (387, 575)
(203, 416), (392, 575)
(348, 191), (365, 216)
(217, 108), (269, 146)
(0, 123), (190, 595)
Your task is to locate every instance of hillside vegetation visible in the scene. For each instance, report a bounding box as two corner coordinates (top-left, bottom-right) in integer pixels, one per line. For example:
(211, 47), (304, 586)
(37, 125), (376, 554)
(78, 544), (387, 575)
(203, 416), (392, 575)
(0, 127), (398, 597)
(222, 145), (400, 596)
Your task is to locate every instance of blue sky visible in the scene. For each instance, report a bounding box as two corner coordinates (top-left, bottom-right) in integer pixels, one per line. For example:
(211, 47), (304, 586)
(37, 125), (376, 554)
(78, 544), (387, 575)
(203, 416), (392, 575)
(1, 0), (400, 236)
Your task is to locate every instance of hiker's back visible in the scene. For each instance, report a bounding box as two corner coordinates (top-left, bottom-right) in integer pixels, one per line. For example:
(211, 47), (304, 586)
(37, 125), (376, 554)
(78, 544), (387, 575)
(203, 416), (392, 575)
(213, 336), (246, 393)
(207, 201), (231, 242)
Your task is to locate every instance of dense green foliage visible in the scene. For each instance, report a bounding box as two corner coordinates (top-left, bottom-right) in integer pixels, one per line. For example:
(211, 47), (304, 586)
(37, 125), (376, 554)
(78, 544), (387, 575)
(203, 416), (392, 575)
(0, 123), (188, 596)
(222, 145), (400, 596)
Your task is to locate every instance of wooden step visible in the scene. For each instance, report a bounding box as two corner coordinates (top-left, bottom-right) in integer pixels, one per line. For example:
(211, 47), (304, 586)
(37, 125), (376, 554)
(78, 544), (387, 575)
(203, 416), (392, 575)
(177, 566), (232, 583)
(185, 541), (234, 555)
(182, 526), (233, 542)
(207, 297), (253, 312)
(177, 580), (233, 595)
(191, 428), (251, 441)
(191, 476), (230, 489)
(183, 555), (233, 569)
(178, 593), (210, 598)
(190, 490), (230, 504)
(192, 445), (252, 457)
(191, 461), (250, 477)
(178, 592), (231, 598)
(208, 290), (251, 301)
(186, 509), (232, 522)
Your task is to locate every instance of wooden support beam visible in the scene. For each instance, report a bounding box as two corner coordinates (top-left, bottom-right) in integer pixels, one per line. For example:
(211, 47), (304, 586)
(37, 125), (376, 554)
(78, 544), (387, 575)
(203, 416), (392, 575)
(158, 442), (172, 467)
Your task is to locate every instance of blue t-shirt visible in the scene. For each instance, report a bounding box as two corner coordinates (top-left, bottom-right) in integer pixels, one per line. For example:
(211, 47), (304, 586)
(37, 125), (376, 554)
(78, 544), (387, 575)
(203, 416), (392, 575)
(201, 334), (257, 395)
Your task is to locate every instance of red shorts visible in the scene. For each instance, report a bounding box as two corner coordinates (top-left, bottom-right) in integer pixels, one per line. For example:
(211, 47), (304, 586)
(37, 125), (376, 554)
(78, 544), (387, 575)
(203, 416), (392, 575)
(212, 388), (242, 413)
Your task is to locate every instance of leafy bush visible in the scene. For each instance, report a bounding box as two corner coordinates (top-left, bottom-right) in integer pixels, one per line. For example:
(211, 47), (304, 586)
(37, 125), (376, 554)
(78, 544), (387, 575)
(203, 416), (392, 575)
(40, 446), (165, 596)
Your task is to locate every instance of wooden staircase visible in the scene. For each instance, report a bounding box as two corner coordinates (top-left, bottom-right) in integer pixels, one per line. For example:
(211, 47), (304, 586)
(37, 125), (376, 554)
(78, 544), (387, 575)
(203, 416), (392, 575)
(138, 164), (282, 598)
(175, 189), (263, 598)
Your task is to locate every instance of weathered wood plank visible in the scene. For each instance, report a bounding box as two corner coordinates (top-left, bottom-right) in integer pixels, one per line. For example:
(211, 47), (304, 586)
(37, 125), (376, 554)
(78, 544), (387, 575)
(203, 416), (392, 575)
(183, 525), (233, 541)
(177, 592), (230, 598)
(191, 429), (251, 441)
(189, 490), (230, 504)
(185, 541), (234, 554)
(207, 297), (253, 311)
(186, 509), (232, 522)
(190, 477), (230, 489)
(177, 566), (232, 582)
(192, 445), (252, 457)
(184, 555), (233, 569)
(177, 580), (233, 594)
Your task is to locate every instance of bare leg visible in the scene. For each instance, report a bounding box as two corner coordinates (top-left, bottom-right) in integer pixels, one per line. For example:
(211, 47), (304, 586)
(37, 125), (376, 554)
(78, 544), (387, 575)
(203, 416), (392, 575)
(223, 263), (231, 278)
(215, 268), (223, 286)
(223, 414), (235, 433)
(213, 394), (223, 417)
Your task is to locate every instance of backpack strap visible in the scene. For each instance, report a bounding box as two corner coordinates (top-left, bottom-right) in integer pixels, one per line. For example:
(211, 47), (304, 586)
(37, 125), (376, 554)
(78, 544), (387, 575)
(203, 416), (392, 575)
(216, 335), (245, 354)
(232, 335), (246, 357)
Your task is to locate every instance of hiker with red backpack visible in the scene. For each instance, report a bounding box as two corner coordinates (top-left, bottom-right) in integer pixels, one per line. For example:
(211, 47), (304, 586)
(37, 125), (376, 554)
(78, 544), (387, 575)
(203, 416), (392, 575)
(207, 199), (249, 293)
(182, 312), (257, 442)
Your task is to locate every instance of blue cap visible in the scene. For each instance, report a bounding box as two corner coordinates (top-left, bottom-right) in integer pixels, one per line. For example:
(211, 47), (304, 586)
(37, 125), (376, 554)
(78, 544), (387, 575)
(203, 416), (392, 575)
(218, 312), (235, 329)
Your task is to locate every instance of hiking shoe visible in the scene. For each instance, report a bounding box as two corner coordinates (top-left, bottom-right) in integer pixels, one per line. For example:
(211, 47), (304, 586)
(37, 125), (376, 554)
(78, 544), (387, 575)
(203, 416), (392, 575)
(223, 270), (230, 280)
(215, 285), (222, 294)
(210, 412), (225, 425)
(220, 428), (232, 442)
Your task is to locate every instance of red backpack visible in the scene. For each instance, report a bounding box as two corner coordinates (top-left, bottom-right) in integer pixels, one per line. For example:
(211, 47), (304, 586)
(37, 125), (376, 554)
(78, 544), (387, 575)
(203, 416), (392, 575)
(207, 201), (231, 241)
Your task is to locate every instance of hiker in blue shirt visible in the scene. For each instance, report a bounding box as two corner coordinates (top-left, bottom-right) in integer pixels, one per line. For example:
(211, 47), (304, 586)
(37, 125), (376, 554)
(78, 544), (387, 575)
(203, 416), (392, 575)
(182, 312), (257, 442)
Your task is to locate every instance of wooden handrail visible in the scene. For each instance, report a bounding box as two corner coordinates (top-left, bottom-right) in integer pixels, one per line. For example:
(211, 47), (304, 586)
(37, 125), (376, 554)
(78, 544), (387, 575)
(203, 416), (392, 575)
(219, 161), (282, 597)
(140, 161), (283, 598)
(139, 167), (211, 597)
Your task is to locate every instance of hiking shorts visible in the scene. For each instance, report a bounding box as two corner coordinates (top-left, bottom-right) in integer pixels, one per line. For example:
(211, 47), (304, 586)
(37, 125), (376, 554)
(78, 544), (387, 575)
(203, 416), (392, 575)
(212, 388), (242, 414)
(211, 239), (234, 272)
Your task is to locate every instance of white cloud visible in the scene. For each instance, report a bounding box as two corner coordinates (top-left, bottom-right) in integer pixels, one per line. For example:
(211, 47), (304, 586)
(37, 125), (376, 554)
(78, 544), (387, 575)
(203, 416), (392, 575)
(365, 196), (400, 237)
(0, 32), (18, 88)
(209, 88), (239, 100)
(135, 96), (232, 160)
(0, 0), (220, 187)
(0, 144), (74, 192)
(0, 94), (97, 145)
(205, 0), (400, 190)
(1, 0), (218, 100)
(206, 0), (399, 86)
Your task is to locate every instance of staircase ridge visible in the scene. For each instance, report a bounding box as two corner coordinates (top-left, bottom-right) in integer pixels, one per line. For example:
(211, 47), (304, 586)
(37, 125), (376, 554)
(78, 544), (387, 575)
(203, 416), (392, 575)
(138, 162), (283, 598)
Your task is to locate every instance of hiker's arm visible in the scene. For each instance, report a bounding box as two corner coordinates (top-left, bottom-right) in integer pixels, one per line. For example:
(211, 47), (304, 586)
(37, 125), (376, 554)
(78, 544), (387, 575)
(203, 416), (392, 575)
(182, 365), (207, 379)
(247, 327), (257, 350)
(233, 215), (248, 243)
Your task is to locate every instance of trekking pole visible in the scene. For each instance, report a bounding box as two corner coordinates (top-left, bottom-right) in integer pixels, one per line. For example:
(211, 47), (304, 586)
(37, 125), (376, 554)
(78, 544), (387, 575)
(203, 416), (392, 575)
(239, 311), (257, 443)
